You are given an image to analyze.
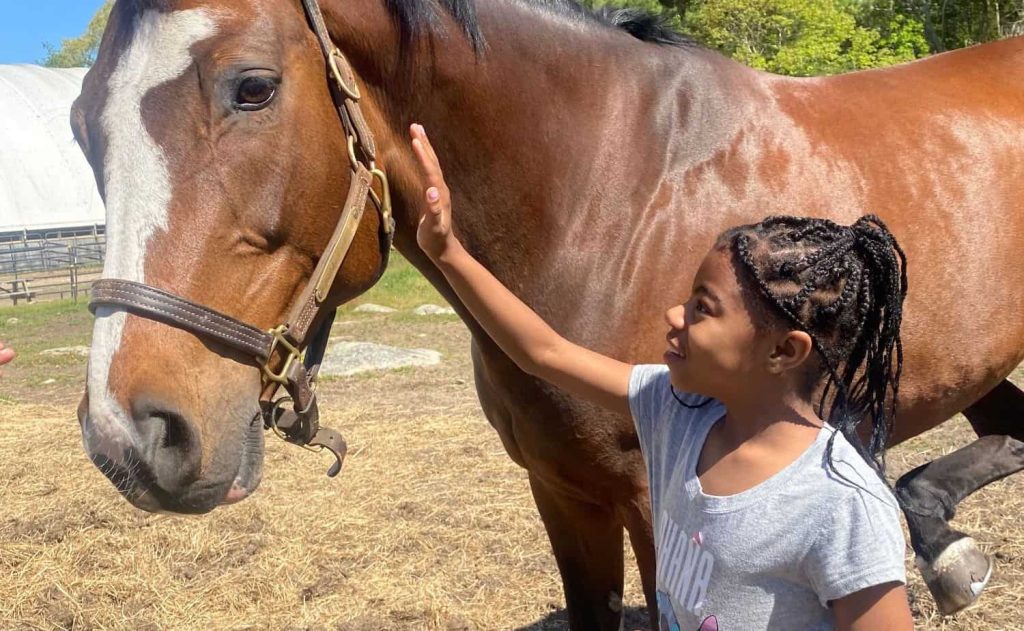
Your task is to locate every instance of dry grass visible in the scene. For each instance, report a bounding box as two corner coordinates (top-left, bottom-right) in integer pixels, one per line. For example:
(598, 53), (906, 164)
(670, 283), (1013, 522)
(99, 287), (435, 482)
(1, 287), (1023, 629)
(0, 398), (601, 629)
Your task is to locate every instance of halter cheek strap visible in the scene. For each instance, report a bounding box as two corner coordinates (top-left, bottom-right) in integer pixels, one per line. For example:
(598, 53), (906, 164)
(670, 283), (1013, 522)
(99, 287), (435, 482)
(89, 0), (393, 478)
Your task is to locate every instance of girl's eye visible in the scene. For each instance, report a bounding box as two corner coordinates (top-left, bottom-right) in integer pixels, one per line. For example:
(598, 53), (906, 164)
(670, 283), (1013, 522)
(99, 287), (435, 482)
(695, 301), (711, 315)
(235, 76), (277, 110)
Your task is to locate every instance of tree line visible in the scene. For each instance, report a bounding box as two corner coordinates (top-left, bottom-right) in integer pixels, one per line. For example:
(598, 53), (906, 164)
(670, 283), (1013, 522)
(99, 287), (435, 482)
(46, 0), (1023, 75)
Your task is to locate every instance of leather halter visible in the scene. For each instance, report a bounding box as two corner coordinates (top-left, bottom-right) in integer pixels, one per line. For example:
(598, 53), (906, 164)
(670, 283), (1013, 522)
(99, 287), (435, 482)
(88, 0), (393, 478)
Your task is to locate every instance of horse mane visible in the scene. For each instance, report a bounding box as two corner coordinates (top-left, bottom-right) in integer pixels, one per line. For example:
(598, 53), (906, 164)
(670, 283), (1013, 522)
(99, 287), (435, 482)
(590, 6), (694, 46)
(385, 0), (694, 54)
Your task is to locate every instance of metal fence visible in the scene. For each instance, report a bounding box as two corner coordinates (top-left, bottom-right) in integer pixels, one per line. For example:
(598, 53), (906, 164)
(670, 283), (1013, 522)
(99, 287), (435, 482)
(0, 229), (106, 305)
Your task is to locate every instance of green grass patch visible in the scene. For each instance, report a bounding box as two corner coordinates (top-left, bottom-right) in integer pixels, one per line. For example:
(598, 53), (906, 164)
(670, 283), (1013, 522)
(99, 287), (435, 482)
(340, 253), (448, 313)
(0, 299), (90, 327)
(0, 300), (93, 359)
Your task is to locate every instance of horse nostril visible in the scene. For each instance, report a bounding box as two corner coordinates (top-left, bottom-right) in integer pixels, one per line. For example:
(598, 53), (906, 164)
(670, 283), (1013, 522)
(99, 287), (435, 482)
(134, 408), (201, 492)
(159, 411), (190, 449)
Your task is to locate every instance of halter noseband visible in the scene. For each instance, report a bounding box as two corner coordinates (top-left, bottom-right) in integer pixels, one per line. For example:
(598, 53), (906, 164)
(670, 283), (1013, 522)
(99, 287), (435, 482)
(89, 0), (393, 478)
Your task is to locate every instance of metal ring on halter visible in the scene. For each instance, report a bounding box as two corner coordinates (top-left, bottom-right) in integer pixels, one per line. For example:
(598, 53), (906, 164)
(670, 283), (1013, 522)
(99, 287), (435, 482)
(346, 139), (393, 235)
(369, 165), (393, 234)
(328, 48), (361, 100)
(347, 134), (360, 171)
(267, 396), (294, 442)
(267, 397), (328, 454)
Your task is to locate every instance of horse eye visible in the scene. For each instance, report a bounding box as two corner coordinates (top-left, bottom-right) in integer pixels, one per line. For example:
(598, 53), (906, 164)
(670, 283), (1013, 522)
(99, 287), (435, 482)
(235, 76), (277, 111)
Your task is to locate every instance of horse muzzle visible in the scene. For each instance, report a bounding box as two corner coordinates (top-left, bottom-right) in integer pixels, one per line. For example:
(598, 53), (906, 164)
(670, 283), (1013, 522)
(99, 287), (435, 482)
(77, 392), (264, 514)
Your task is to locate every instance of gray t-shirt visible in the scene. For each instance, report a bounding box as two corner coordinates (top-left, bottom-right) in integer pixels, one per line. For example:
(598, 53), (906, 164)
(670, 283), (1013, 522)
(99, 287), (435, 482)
(629, 365), (906, 631)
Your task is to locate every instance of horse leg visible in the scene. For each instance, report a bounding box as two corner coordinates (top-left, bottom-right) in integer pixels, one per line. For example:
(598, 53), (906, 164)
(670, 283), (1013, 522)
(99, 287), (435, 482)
(529, 473), (626, 631)
(895, 379), (1024, 614)
(620, 493), (658, 630)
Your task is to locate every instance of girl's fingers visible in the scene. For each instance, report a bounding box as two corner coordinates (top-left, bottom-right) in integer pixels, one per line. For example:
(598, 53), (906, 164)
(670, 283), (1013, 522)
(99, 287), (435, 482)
(410, 125), (450, 231)
(411, 137), (430, 174)
(425, 188), (445, 219)
(410, 123), (436, 162)
(411, 139), (443, 190)
(426, 187), (441, 208)
(417, 125), (440, 166)
(410, 125), (443, 180)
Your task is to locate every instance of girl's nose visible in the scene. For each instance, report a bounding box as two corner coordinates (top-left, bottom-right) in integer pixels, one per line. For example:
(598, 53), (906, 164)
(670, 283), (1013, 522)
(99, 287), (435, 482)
(665, 305), (686, 331)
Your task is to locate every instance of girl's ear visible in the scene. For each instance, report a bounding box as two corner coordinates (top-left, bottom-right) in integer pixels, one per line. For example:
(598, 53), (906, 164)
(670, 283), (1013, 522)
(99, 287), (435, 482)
(768, 330), (814, 375)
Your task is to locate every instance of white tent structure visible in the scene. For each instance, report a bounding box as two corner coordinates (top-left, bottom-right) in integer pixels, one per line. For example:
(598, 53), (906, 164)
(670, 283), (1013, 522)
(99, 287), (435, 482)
(0, 65), (105, 236)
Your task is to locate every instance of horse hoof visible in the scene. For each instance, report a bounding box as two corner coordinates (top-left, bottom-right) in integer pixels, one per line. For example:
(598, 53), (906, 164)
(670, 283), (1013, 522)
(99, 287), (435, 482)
(916, 537), (993, 615)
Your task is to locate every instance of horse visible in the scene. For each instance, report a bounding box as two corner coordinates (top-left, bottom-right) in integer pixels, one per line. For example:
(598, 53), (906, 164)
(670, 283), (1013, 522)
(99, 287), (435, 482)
(71, 0), (1024, 628)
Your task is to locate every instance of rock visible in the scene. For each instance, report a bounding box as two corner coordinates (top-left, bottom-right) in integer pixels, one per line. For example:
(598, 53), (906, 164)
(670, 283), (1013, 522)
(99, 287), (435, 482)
(41, 379), (56, 385)
(354, 303), (397, 314)
(5, 318), (18, 326)
(40, 346), (91, 358)
(320, 342), (441, 377)
(413, 304), (456, 316)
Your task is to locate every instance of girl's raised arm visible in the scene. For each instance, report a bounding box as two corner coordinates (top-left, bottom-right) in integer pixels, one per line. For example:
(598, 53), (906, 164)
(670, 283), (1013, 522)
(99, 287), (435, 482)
(410, 124), (633, 417)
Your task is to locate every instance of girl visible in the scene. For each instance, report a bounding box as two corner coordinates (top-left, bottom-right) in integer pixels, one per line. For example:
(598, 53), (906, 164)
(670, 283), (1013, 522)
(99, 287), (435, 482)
(409, 124), (913, 630)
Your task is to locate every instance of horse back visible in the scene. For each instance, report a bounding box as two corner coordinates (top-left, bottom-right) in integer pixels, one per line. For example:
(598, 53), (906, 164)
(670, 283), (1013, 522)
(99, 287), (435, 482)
(586, 39), (1024, 443)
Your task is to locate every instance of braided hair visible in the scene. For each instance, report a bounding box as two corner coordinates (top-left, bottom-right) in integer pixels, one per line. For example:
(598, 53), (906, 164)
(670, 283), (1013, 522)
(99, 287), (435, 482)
(717, 215), (908, 479)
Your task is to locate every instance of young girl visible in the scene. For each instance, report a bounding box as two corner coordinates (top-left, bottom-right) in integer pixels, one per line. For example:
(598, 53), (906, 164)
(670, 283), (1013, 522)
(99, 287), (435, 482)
(408, 125), (913, 630)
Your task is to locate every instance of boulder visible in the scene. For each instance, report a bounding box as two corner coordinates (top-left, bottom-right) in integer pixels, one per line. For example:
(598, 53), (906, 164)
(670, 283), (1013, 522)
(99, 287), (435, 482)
(354, 303), (397, 314)
(320, 341), (442, 377)
(413, 304), (456, 316)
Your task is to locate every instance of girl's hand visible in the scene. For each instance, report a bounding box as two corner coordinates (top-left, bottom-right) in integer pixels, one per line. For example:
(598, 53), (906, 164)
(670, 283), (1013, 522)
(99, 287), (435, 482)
(0, 341), (14, 374)
(410, 124), (457, 261)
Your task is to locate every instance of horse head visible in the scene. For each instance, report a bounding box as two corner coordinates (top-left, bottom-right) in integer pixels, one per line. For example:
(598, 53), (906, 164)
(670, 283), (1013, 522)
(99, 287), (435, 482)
(72, 0), (398, 513)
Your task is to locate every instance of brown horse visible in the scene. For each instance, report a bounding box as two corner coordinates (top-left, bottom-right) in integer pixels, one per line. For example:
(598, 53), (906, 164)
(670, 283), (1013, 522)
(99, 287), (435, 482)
(72, 0), (1024, 627)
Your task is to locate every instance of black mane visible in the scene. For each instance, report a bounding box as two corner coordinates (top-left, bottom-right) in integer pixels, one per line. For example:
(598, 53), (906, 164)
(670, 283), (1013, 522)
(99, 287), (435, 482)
(385, 0), (693, 54)
(592, 6), (693, 46)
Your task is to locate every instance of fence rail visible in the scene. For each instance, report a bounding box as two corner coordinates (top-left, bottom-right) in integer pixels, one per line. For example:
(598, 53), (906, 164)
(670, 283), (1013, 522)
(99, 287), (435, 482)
(0, 233), (106, 305)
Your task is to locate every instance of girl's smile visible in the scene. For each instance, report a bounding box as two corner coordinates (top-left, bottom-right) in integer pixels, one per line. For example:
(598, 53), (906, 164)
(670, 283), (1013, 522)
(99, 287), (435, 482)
(663, 304), (688, 366)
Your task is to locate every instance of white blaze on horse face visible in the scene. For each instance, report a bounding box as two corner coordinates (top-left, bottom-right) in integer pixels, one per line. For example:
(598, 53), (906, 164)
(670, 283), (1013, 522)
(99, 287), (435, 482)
(87, 8), (219, 457)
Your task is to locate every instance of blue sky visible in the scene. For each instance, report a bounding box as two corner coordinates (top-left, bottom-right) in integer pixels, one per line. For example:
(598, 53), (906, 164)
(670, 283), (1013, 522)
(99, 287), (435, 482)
(1, 1), (107, 65)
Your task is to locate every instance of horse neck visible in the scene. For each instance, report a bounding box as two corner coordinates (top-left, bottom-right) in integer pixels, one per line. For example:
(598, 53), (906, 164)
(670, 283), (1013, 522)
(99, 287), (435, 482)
(324, 0), (721, 303)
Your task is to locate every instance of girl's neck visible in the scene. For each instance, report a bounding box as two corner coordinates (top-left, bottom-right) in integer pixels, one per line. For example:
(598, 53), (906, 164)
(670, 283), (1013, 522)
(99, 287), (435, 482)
(697, 392), (824, 496)
(718, 392), (823, 447)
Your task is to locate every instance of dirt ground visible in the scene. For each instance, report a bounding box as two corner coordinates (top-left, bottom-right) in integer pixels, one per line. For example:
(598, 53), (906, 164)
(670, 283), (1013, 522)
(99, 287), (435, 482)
(1, 299), (1022, 630)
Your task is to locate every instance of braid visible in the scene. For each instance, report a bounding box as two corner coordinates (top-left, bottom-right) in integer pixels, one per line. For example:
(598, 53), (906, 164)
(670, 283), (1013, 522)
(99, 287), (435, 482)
(723, 215), (908, 481)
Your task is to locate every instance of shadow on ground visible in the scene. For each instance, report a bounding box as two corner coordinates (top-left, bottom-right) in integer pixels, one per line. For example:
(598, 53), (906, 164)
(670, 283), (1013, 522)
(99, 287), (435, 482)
(515, 606), (651, 631)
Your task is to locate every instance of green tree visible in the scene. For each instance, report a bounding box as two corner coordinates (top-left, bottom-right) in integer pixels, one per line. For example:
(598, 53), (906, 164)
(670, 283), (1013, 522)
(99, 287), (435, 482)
(583, 0), (686, 14)
(588, 0), (931, 74)
(43, 1), (113, 68)
(684, 0), (928, 74)
(895, 0), (1024, 51)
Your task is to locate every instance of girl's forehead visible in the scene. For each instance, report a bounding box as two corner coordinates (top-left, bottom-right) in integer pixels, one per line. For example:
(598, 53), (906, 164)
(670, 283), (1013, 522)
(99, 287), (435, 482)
(693, 249), (743, 300)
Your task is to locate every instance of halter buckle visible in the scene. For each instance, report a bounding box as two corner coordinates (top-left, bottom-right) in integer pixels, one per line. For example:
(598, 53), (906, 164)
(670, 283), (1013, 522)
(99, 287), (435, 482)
(262, 325), (302, 385)
(328, 48), (361, 101)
